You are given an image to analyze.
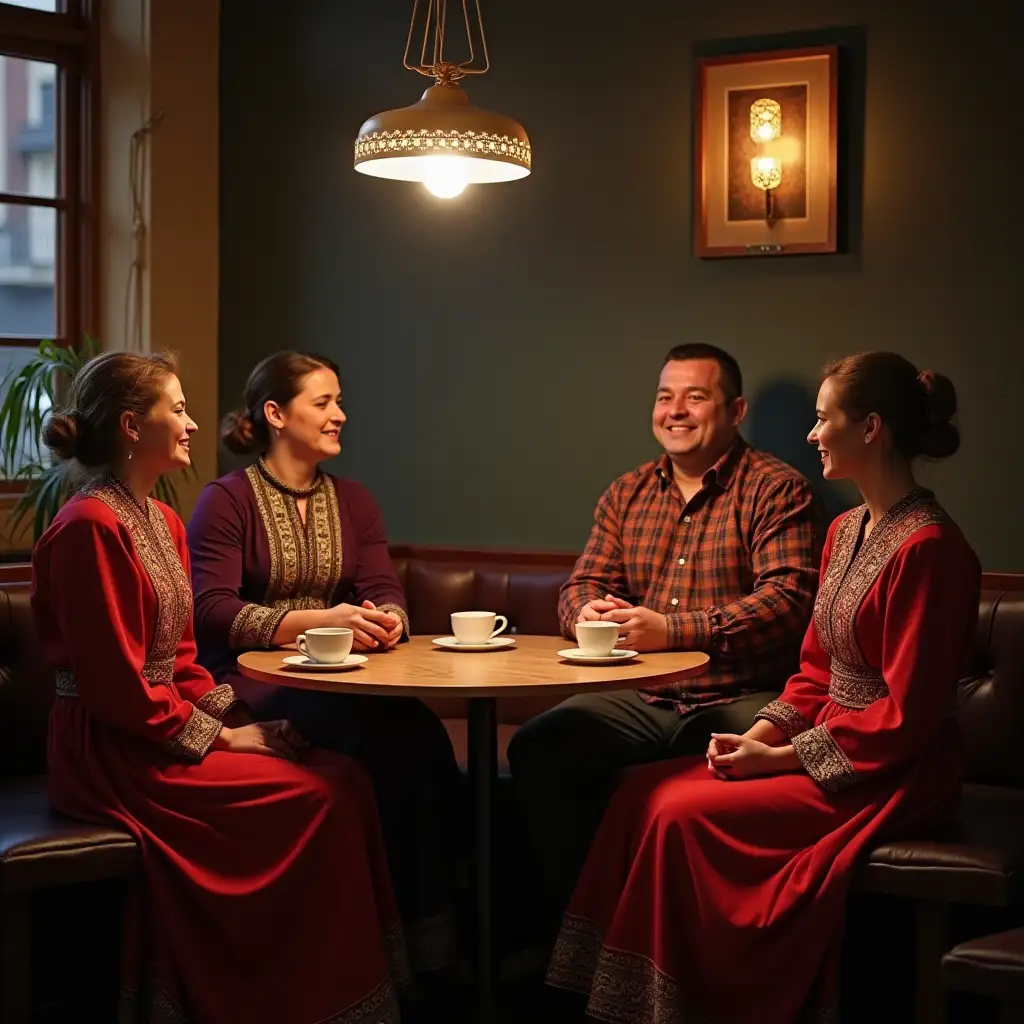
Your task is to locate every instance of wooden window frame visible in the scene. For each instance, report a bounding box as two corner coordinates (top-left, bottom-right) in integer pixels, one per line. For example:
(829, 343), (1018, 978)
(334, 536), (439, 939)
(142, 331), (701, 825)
(0, 0), (98, 496)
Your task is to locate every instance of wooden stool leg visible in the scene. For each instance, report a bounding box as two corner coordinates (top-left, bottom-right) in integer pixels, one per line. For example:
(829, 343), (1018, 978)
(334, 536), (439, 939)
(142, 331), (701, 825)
(914, 900), (948, 1024)
(1, 892), (31, 1024)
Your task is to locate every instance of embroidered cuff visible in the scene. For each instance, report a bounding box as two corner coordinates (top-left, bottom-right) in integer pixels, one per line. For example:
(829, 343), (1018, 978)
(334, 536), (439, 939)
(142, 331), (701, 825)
(377, 602), (411, 639)
(665, 609), (710, 651)
(165, 707), (222, 763)
(228, 603), (287, 650)
(792, 724), (859, 792)
(194, 683), (239, 722)
(754, 699), (813, 739)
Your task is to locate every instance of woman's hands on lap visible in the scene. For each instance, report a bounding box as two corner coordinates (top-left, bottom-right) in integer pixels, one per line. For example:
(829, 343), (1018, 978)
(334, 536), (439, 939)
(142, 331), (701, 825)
(214, 719), (309, 760)
(706, 733), (800, 780)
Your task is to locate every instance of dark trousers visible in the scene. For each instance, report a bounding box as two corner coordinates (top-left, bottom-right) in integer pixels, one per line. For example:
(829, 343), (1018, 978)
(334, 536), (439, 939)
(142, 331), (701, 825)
(506, 687), (778, 942)
(247, 685), (465, 974)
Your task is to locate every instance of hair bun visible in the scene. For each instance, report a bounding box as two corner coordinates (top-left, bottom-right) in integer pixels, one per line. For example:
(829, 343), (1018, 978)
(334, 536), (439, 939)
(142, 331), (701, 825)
(917, 370), (959, 458)
(41, 412), (81, 462)
(220, 409), (259, 455)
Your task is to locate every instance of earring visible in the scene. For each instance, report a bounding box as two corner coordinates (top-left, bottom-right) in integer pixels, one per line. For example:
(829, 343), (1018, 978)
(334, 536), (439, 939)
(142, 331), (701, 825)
(128, 451), (132, 461)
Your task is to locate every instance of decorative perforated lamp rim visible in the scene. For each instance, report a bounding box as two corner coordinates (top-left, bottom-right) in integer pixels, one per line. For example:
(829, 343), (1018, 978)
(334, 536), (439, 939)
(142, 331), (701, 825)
(354, 82), (531, 184)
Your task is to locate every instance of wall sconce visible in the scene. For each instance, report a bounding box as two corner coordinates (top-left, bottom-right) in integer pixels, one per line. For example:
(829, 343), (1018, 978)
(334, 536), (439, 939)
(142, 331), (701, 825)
(749, 98), (781, 143)
(749, 98), (781, 226)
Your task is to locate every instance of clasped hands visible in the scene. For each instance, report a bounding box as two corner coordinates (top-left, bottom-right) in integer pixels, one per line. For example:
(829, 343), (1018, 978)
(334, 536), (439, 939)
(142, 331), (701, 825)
(706, 733), (799, 781)
(330, 600), (403, 652)
(576, 594), (669, 652)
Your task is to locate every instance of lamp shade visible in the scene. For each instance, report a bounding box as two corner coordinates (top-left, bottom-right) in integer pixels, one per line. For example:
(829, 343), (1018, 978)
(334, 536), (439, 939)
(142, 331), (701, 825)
(354, 83), (531, 186)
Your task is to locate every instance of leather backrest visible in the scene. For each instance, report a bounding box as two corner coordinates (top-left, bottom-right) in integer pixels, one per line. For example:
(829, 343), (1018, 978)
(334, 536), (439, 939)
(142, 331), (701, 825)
(393, 555), (571, 723)
(393, 557), (568, 638)
(958, 590), (1024, 787)
(4, 565), (1023, 773)
(0, 582), (52, 777)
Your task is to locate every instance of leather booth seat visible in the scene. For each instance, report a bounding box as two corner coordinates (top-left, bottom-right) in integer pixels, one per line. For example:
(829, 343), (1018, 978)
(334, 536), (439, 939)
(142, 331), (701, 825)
(0, 581), (140, 1022)
(2, 553), (1023, 1023)
(942, 927), (1024, 1018)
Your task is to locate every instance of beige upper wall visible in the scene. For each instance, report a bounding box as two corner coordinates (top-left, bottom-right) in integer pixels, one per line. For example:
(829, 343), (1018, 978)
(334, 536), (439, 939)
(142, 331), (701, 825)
(1, 0), (219, 556)
(100, 0), (220, 522)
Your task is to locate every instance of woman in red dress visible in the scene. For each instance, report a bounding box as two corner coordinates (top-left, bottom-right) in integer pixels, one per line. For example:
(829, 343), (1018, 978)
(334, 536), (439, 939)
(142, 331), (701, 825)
(547, 352), (981, 1024)
(32, 351), (409, 1023)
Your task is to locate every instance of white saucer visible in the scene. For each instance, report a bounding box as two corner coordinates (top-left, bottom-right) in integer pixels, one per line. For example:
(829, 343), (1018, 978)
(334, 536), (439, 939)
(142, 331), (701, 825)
(432, 636), (516, 652)
(282, 654), (368, 672)
(558, 648), (638, 664)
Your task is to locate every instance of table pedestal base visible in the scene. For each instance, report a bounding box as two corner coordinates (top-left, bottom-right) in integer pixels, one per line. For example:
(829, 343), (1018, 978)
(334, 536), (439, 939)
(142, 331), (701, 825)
(468, 696), (497, 1014)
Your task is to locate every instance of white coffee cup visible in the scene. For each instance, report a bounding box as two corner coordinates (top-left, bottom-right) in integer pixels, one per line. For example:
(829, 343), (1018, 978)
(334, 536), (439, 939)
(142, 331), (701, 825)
(451, 611), (509, 645)
(296, 627), (354, 664)
(575, 621), (621, 657)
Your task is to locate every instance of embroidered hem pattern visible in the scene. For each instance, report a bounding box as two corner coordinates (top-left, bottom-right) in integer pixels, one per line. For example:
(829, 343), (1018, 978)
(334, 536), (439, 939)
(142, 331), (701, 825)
(548, 913), (711, 1024)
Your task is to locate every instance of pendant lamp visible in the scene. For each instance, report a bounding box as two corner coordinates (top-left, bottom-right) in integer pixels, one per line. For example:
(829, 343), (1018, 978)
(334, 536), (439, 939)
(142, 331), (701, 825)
(354, 0), (531, 199)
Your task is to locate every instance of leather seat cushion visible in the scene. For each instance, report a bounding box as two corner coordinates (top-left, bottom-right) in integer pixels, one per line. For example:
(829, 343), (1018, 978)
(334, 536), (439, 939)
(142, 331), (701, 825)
(856, 784), (1024, 905)
(943, 927), (1024, 1001)
(0, 776), (138, 892)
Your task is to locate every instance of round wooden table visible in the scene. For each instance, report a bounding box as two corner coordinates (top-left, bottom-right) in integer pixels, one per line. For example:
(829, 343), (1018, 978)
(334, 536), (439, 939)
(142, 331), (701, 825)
(237, 635), (709, 1007)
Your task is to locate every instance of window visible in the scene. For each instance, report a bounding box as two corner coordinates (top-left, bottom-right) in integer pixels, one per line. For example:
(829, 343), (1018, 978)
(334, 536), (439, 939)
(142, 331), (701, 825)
(0, 0), (95, 491)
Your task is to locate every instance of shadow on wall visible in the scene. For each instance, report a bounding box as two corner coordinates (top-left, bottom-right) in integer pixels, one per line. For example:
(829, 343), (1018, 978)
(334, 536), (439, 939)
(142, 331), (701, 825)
(747, 378), (859, 524)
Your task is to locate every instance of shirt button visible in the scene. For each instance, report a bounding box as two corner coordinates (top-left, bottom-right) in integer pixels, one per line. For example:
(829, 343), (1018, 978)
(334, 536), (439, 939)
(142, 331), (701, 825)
(671, 598), (679, 606)
(678, 558), (685, 565)
(683, 516), (691, 523)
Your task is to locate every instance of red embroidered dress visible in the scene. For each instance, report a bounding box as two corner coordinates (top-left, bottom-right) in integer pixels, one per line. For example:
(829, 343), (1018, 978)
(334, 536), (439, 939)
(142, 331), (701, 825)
(548, 490), (980, 1024)
(33, 478), (409, 1023)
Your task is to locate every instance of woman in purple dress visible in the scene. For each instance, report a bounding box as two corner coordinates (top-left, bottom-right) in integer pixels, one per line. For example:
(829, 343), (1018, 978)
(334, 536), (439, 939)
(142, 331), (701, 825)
(187, 351), (463, 983)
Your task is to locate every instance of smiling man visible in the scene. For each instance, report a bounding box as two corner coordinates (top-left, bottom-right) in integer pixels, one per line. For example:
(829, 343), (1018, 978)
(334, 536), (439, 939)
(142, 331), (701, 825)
(508, 342), (824, 949)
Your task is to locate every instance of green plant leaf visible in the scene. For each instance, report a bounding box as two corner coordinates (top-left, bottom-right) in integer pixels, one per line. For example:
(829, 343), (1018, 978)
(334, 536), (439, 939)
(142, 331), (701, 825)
(2, 337), (191, 545)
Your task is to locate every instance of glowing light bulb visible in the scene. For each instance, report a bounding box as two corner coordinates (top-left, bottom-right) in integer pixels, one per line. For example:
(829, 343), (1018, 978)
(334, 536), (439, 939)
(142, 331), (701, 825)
(749, 98), (782, 144)
(750, 156), (782, 191)
(423, 156), (469, 199)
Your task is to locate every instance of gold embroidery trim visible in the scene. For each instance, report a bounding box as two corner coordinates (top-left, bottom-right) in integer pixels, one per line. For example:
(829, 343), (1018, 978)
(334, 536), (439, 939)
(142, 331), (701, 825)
(245, 464), (344, 609)
(814, 491), (947, 682)
(141, 657), (175, 682)
(548, 913), (704, 1024)
(194, 683), (238, 721)
(547, 912), (604, 994)
(122, 947), (403, 1024)
(228, 602), (287, 650)
(828, 661), (889, 709)
(792, 724), (859, 792)
(165, 707), (222, 762)
(754, 699), (812, 738)
(324, 976), (402, 1024)
(376, 602), (411, 639)
(85, 477), (192, 685)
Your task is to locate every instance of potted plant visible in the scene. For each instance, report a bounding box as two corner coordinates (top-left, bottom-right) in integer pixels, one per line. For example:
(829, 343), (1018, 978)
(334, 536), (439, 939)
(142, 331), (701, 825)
(0, 337), (187, 543)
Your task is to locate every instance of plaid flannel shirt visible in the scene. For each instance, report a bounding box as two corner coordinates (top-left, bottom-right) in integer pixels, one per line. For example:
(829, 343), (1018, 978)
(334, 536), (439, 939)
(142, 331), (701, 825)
(558, 439), (824, 712)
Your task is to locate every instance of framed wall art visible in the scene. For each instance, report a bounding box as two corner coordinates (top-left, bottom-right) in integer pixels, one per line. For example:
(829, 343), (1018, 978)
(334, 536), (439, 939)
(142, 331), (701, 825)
(694, 45), (838, 258)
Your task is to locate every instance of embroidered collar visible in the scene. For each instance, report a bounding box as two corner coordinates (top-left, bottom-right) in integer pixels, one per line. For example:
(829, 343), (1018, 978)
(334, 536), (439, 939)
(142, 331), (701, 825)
(256, 457), (322, 499)
(85, 474), (150, 516)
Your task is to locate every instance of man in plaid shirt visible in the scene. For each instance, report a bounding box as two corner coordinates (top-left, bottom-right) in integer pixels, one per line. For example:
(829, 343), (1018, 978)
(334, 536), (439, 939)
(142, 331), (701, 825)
(509, 343), (823, 946)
